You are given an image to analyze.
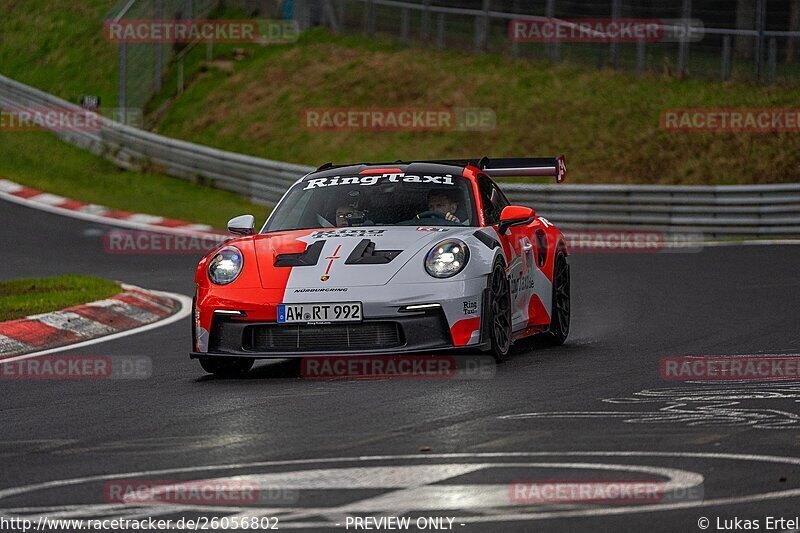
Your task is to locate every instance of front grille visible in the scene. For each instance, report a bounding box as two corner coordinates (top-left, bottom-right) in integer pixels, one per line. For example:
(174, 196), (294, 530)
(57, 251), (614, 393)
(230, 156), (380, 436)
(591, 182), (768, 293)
(244, 322), (404, 352)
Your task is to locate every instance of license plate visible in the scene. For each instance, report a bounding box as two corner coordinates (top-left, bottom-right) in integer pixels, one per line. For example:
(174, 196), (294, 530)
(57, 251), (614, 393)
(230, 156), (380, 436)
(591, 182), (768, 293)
(277, 302), (362, 324)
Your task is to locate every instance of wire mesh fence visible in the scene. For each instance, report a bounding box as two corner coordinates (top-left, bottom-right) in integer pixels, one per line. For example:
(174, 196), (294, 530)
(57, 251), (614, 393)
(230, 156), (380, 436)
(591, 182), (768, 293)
(103, 0), (799, 125)
(106, 0), (284, 123)
(300, 0), (800, 84)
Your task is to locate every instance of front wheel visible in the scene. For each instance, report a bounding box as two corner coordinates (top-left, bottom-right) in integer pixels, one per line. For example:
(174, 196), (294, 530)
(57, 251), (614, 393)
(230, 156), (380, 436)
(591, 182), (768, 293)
(487, 258), (512, 362)
(199, 356), (254, 378)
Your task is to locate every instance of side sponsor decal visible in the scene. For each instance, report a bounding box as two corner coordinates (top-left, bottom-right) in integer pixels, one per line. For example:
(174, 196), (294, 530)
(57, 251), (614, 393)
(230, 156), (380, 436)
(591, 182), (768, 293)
(311, 229), (386, 238)
(510, 269), (536, 298)
(417, 227), (448, 232)
(463, 300), (478, 315)
(292, 287), (349, 293)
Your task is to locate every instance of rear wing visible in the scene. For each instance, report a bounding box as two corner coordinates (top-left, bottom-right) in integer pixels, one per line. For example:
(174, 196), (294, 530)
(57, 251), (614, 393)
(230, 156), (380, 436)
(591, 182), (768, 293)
(315, 156), (567, 182)
(479, 156), (567, 183)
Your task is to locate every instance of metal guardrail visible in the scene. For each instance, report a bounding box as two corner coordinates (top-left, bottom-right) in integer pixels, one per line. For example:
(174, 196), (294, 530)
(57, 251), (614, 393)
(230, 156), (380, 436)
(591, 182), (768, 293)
(1, 73), (799, 238)
(501, 183), (800, 237)
(0, 73), (311, 205)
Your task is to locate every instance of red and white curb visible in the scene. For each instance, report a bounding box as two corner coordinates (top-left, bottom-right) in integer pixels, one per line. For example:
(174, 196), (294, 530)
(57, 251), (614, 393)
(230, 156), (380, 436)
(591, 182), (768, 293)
(0, 284), (190, 359)
(0, 178), (225, 237)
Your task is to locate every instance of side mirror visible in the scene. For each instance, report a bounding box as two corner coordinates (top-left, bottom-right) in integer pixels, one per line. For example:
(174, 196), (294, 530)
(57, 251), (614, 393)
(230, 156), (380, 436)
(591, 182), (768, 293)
(227, 214), (255, 236)
(498, 205), (536, 235)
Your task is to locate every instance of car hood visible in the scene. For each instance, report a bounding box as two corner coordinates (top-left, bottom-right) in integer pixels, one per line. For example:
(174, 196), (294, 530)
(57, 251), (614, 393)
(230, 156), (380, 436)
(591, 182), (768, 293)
(253, 226), (472, 288)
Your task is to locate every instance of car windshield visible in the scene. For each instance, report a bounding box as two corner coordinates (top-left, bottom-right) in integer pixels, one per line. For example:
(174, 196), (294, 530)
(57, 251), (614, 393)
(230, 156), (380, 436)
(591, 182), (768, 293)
(262, 172), (478, 232)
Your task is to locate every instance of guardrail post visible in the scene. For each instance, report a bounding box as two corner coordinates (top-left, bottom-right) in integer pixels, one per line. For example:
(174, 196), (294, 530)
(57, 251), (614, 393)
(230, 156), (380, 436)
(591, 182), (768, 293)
(597, 42), (605, 69)
(609, 0), (621, 69)
(755, 0), (766, 79)
(510, 0), (520, 58)
(421, 0), (431, 40)
(295, 0), (310, 32)
(437, 13), (446, 49)
(364, 0), (376, 36)
(400, 7), (410, 42)
(678, 0), (692, 76)
(118, 41), (127, 125)
(324, 0), (341, 33)
(545, 0), (559, 62)
(154, 0), (163, 94)
(636, 39), (646, 72)
(474, 0), (490, 52)
(721, 35), (732, 81)
(768, 37), (777, 84)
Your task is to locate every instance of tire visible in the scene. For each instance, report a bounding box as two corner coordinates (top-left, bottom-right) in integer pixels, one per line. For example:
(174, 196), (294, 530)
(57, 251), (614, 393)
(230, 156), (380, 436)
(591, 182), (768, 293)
(487, 257), (512, 362)
(539, 250), (570, 346)
(199, 356), (254, 378)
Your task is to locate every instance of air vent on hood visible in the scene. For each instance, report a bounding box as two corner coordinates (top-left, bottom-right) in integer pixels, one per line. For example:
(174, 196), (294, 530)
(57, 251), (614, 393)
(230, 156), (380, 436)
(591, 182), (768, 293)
(345, 239), (401, 265)
(274, 240), (324, 267)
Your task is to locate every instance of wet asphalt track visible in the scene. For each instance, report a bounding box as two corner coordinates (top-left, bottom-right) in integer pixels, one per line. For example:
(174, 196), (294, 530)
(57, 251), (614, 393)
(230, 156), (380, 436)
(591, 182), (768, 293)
(2, 198), (800, 532)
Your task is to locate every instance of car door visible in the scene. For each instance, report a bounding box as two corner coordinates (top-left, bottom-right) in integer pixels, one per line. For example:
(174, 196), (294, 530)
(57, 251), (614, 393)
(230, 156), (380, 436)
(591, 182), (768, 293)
(478, 175), (532, 333)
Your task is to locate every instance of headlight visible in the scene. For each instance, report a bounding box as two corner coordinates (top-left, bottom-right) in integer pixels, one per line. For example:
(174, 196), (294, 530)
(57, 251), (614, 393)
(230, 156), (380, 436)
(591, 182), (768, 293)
(425, 240), (469, 278)
(208, 246), (244, 285)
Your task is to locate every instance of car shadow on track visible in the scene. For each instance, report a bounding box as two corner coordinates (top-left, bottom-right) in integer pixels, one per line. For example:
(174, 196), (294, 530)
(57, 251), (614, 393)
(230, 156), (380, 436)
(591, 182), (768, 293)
(194, 359), (303, 382)
(192, 339), (591, 383)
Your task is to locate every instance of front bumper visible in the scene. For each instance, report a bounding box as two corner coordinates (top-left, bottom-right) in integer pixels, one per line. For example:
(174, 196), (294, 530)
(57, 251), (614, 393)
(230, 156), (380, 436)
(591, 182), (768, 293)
(193, 278), (489, 358)
(190, 306), (489, 359)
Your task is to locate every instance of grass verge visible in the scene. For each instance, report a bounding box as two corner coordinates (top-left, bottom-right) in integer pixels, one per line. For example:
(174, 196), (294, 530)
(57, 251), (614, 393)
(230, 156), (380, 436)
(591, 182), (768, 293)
(0, 275), (121, 322)
(0, 0), (118, 107)
(153, 29), (800, 185)
(0, 130), (271, 229)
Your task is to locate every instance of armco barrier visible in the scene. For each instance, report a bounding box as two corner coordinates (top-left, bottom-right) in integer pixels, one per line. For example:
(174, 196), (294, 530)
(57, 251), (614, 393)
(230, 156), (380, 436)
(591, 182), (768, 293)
(0, 74), (310, 205)
(1, 73), (799, 239)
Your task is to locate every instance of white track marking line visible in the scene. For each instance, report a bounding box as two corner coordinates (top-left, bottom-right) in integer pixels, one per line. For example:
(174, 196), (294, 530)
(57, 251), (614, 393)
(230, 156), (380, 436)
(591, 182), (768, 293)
(676, 238), (800, 248)
(1, 452), (799, 526)
(0, 291), (191, 364)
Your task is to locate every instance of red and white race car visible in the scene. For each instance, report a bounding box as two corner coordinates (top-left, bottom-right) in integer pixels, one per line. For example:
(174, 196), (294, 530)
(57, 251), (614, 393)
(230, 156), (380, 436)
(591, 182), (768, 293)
(191, 157), (570, 376)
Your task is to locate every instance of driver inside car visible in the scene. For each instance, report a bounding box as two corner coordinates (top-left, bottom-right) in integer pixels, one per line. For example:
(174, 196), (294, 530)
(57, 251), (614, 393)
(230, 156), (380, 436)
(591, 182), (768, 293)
(421, 190), (461, 223)
(335, 203), (373, 227)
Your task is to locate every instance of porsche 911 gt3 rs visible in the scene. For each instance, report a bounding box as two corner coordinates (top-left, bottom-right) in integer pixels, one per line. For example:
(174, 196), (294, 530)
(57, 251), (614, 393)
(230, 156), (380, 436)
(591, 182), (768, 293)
(191, 157), (570, 376)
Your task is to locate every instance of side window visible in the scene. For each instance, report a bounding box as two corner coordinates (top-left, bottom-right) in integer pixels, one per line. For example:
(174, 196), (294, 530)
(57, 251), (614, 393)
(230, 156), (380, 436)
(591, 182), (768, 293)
(478, 175), (509, 225)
